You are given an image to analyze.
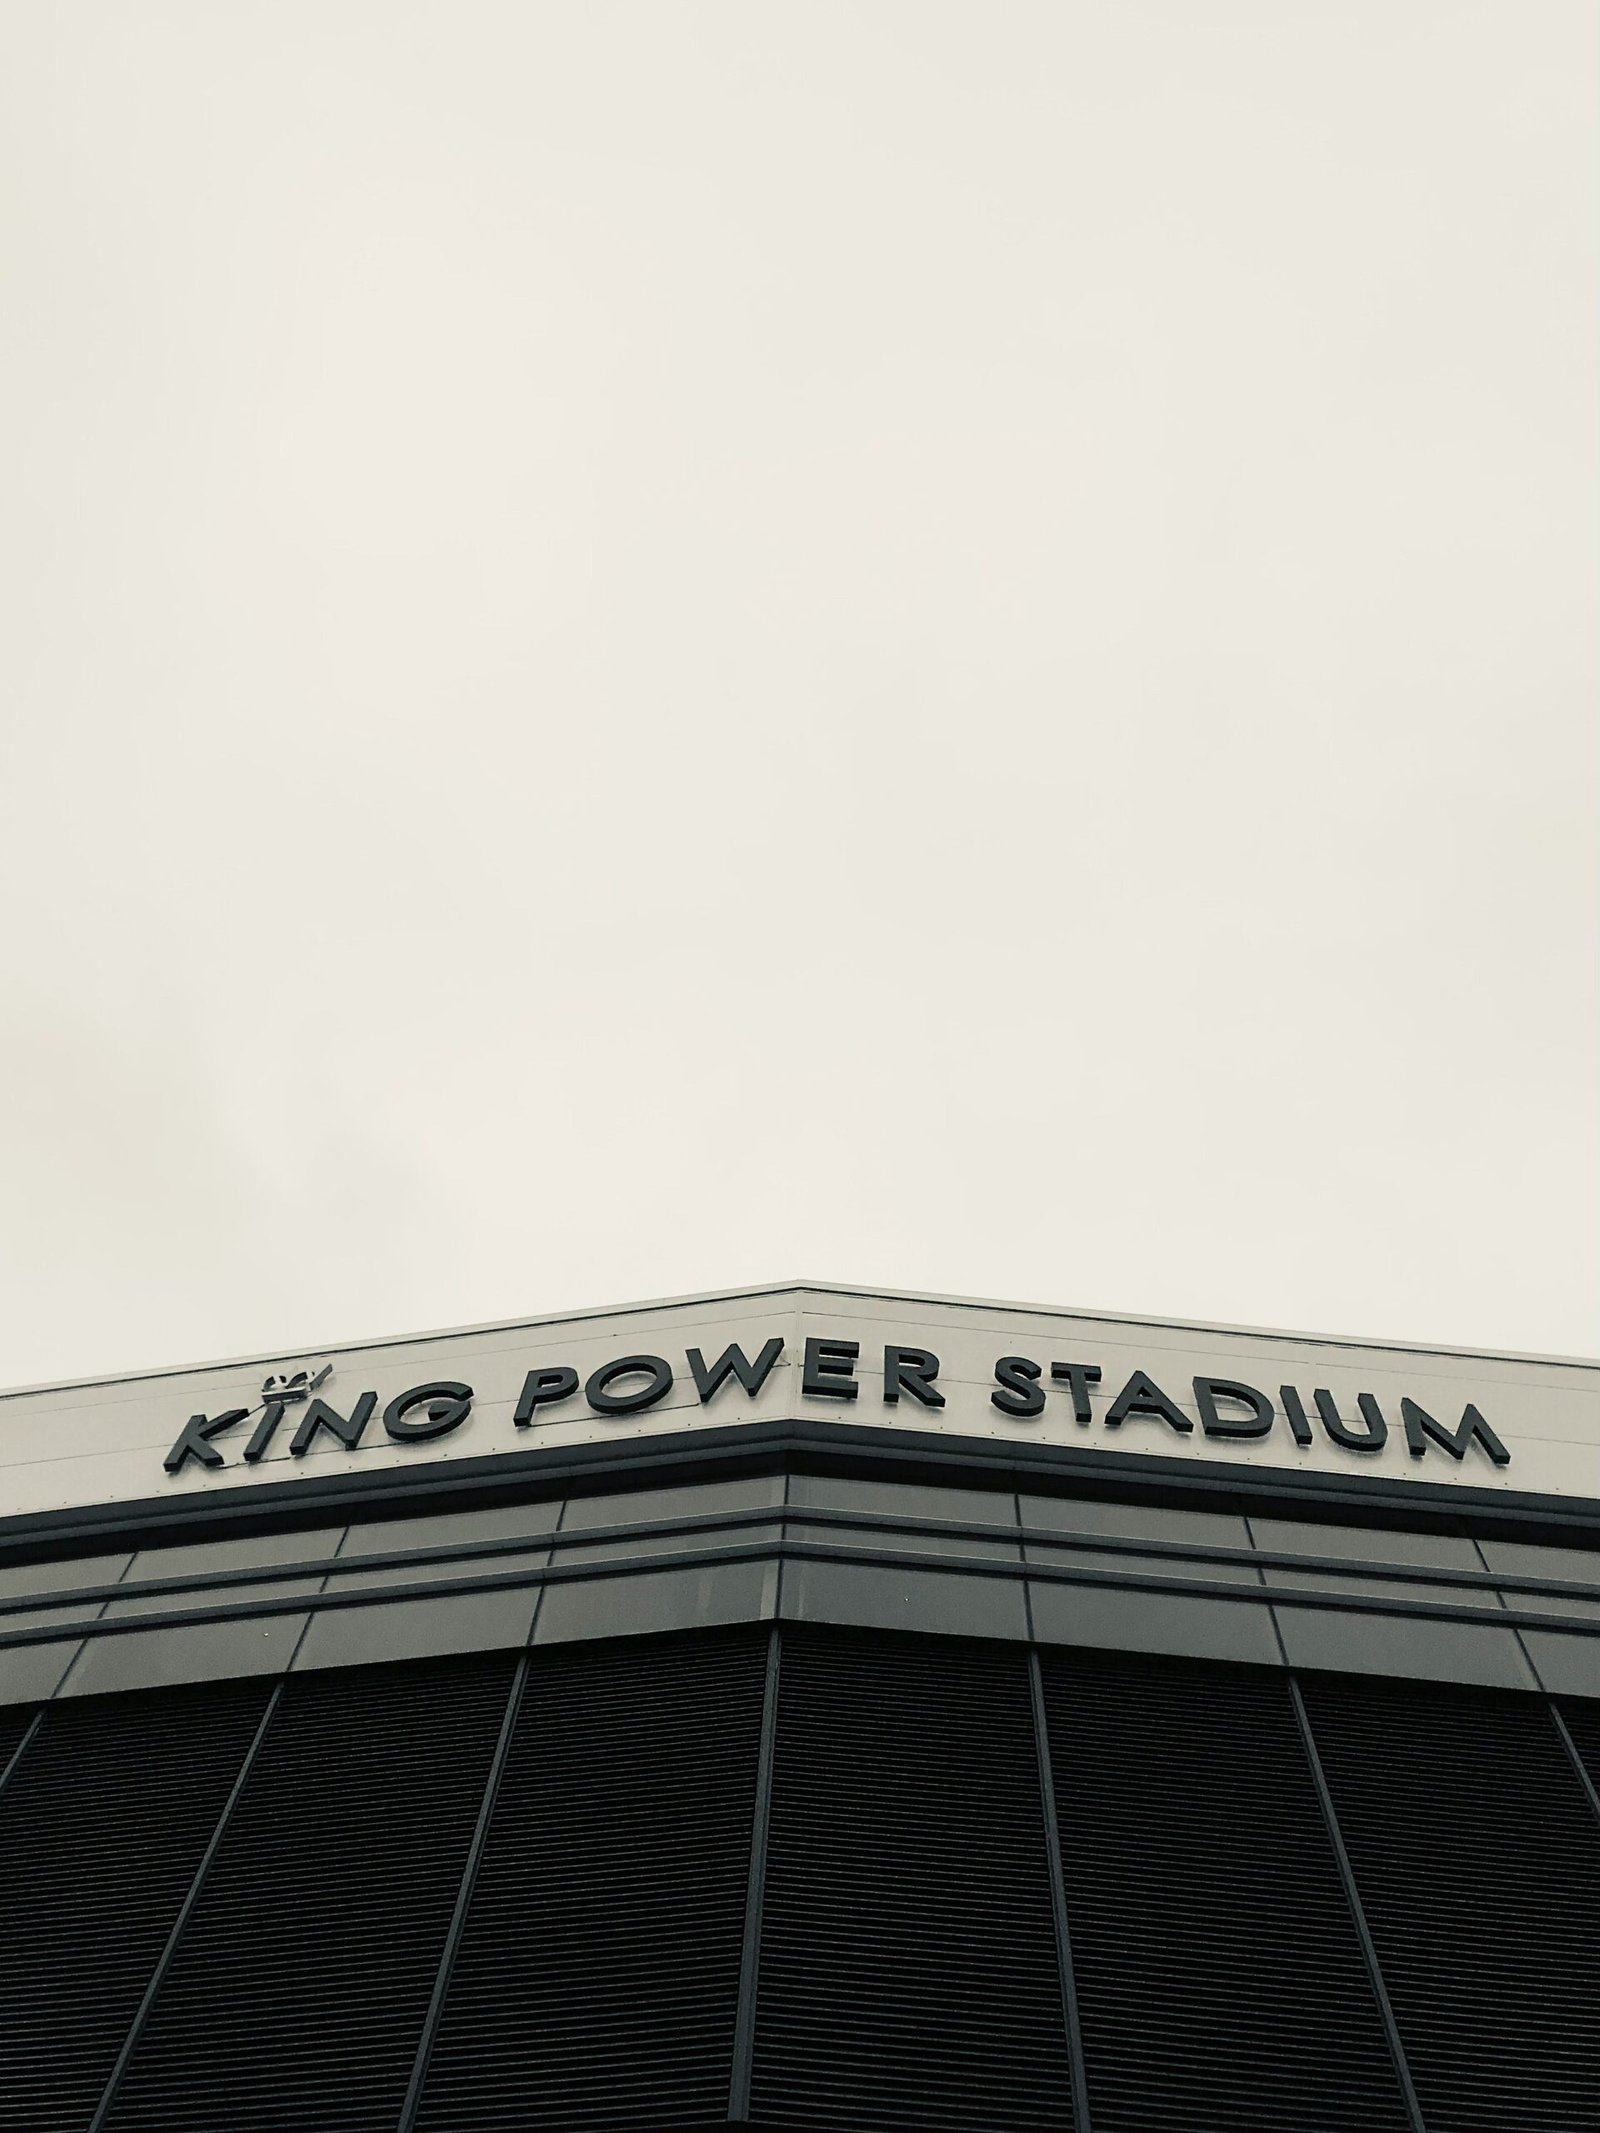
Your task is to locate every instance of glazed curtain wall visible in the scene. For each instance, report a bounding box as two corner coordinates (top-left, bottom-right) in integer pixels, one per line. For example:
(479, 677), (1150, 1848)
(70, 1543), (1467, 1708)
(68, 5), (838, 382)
(1, 1627), (1599, 2133)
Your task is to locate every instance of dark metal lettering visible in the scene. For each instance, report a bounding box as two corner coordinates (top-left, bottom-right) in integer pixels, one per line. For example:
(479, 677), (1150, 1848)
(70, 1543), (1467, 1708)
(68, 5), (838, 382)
(1194, 1377), (1275, 1440)
(289, 1392), (377, 1457)
(802, 1338), (860, 1401)
(513, 1367), (579, 1426)
(384, 1381), (474, 1444)
(243, 1402), (286, 1464)
(687, 1338), (785, 1404)
(1314, 1388), (1387, 1453)
(992, 1355), (1045, 1418)
(163, 1409), (250, 1474)
(1050, 1362), (1102, 1424)
(883, 1346), (944, 1408)
(585, 1354), (674, 1416)
(1104, 1369), (1193, 1434)
(1280, 1385), (1316, 1447)
(1401, 1396), (1510, 1467)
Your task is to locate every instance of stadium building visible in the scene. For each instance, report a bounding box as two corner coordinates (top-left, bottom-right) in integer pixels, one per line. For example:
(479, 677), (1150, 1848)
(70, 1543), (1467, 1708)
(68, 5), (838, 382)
(1, 1280), (1599, 2133)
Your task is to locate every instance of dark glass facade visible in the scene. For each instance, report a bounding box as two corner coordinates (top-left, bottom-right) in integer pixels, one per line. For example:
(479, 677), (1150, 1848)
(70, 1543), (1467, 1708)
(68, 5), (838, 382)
(3, 1427), (1600, 2129)
(6, 1621), (1600, 2129)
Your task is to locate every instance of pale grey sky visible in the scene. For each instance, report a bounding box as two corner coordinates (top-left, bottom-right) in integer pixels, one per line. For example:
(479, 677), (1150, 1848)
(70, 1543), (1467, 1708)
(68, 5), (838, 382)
(1, 2), (1595, 1386)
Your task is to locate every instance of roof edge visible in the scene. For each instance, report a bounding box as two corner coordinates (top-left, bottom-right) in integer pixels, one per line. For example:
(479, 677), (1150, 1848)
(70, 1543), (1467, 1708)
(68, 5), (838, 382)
(4, 1276), (1597, 1404)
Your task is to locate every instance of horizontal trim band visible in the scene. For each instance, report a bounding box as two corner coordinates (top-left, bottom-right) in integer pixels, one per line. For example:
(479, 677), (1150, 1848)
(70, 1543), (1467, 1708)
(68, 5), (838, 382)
(0, 1504), (1590, 1617)
(0, 1535), (1590, 1654)
(0, 1421), (1592, 1562)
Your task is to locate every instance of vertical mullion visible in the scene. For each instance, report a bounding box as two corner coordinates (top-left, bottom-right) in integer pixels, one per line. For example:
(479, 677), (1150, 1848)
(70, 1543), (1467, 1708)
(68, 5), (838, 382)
(1288, 1675), (1427, 2133)
(0, 1709), (42, 1800)
(1028, 1648), (1092, 2133)
(86, 1678), (283, 2133)
(728, 1623), (782, 2125)
(1548, 1700), (1600, 1828)
(396, 1649), (530, 2133)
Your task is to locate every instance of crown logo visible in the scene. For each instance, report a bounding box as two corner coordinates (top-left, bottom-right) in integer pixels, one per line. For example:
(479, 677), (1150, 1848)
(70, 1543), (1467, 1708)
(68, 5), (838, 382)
(260, 1363), (332, 1405)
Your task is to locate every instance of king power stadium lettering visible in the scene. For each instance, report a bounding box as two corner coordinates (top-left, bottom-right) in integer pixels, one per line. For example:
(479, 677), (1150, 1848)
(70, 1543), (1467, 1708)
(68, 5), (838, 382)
(163, 1335), (1511, 1476)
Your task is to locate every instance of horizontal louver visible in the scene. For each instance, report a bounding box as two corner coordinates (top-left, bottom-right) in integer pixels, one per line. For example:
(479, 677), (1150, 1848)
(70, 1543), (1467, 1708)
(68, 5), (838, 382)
(1040, 1648), (1410, 2131)
(0, 1677), (267, 2133)
(1300, 1670), (1600, 2132)
(416, 1626), (768, 2132)
(751, 1626), (1072, 2132)
(103, 1652), (514, 2133)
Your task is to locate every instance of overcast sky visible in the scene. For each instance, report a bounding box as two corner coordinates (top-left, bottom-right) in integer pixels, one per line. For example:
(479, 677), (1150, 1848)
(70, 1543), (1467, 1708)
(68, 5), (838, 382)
(1, 2), (1594, 1387)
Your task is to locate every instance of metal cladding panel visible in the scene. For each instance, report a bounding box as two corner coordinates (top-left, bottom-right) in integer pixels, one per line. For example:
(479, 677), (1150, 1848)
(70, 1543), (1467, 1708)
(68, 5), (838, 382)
(1040, 1648), (1410, 2132)
(103, 1653), (514, 2133)
(5, 1282), (1593, 1531)
(0, 1678), (269, 2133)
(750, 1627), (1074, 2132)
(415, 1627), (768, 2133)
(1299, 1671), (1600, 2133)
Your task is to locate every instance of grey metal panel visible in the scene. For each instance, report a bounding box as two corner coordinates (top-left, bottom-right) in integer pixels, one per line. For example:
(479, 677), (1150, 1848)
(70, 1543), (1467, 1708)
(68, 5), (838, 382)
(780, 1558), (1029, 1641)
(66, 1527), (349, 1694)
(1024, 1540), (1262, 1587)
(797, 1524), (1021, 1563)
(336, 1502), (561, 1555)
(104, 1576), (327, 1619)
(1250, 1518), (1483, 1570)
(1478, 1539), (1600, 1619)
(0, 1639), (81, 1705)
(292, 1588), (540, 1670)
(0, 1552), (131, 1596)
(58, 1611), (312, 1696)
(557, 1475), (783, 1530)
(1021, 1494), (1250, 1551)
(8, 1427), (1600, 1696)
(1271, 1604), (1537, 1689)
(329, 1550), (550, 1593)
(532, 1558), (777, 1643)
(0, 1552), (132, 1640)
(790, 1473), (1020, 1528)
(1499, 1588), (1600, 1622)
(1028, 1579), (1282, 1666)
(0, 1598), (115, 1635)
(120, 1529), (345, 1581)
(1260, 1567), (1500, 1610)
(1479, 1538), (1600, 1583)
(557, 1523), (784, 1566)
(1517, 1629), (1600, 1698)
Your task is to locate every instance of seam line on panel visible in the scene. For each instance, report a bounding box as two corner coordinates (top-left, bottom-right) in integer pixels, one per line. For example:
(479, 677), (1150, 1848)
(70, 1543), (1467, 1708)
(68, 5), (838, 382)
(728, 1621), (782, 2125)
(1287, 1674), (1426, 2133)
(53, 1548), (136, 1699)
(1547, 1700), (1600, 1829)
(87, 1677), (284, 2133)
(1028, 1648), (1091, 2133)
(1245, 1515), (1292, 1666)
(772, 1467), (787, 1625)
(284, 1523), (352, 1675)
(1477, 1531), (1543, 1688)
(526, 1502), (566, 1648)
(0, 1708), (43, 1799)
(1017, 1491), (1036, 1641)
(396, 1649), (530, 2133)
(41, 1639), (89, 1696)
